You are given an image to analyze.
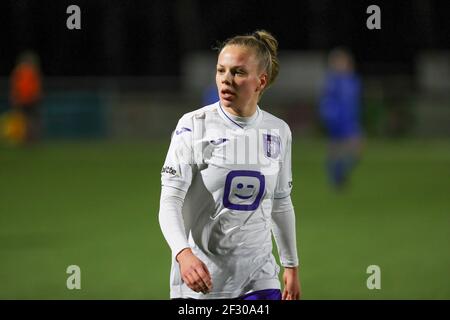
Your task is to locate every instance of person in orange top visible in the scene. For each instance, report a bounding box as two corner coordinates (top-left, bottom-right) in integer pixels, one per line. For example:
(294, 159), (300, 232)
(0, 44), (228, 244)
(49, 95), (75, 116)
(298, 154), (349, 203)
(10, 51), (43, 143)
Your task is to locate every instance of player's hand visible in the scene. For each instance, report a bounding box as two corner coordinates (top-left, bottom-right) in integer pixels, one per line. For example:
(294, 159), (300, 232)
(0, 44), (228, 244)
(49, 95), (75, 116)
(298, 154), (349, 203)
(282, 266), (301, 300)
(176, 248), (213, 294)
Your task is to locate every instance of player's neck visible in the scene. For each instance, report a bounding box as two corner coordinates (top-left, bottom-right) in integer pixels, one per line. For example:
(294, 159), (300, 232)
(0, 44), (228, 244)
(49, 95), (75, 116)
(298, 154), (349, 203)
(222, 103), (257, 118)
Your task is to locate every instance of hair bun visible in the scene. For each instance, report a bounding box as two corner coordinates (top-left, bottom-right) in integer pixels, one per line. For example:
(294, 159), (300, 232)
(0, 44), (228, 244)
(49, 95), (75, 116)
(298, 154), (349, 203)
(253, 32), (262, 41)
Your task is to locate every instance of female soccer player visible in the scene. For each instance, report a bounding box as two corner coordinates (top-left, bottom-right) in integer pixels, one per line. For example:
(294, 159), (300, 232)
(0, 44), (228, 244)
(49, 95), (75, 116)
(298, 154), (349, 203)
(159, 30), (301, 300)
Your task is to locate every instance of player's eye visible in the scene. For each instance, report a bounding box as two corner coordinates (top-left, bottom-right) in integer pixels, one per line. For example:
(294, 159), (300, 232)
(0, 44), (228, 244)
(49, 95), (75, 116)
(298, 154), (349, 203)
(217, 68), (225, 73)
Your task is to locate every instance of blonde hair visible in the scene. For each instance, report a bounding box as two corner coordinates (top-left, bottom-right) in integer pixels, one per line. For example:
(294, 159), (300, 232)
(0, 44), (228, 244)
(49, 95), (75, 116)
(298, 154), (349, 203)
(217, 30), (279, 94)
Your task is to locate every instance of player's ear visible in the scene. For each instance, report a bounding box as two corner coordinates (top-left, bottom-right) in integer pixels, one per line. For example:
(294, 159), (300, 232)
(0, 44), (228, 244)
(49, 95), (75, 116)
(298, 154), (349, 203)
(256, 73), (268, 92)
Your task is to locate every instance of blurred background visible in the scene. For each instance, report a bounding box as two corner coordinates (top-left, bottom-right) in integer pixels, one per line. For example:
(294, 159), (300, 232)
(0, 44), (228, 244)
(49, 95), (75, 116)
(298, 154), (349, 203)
(0, 0), (449, 299)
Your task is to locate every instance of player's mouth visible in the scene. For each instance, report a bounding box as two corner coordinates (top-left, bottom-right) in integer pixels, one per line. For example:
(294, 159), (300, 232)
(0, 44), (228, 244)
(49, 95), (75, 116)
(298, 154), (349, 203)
(220, 89), (236, 101)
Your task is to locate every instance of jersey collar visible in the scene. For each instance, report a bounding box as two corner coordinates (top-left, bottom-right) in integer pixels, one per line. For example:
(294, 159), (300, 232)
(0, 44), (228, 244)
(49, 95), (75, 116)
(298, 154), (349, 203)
(217, 102), (263, 130)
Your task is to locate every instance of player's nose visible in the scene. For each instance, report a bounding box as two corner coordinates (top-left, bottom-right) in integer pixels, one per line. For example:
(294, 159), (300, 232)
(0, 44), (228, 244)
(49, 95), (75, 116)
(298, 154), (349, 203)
(221, 71), (233, 84)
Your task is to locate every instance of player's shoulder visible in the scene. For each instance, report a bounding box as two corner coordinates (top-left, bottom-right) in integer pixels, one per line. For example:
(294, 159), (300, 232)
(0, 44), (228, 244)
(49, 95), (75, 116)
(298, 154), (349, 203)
(260, 108), (292, 136)
(178, 103), (219, 124)
(172, 103), (219, 140)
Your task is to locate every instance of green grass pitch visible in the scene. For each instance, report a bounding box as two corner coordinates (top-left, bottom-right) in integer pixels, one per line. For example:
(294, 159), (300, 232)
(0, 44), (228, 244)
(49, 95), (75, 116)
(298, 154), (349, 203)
(0, 138), (449, 299)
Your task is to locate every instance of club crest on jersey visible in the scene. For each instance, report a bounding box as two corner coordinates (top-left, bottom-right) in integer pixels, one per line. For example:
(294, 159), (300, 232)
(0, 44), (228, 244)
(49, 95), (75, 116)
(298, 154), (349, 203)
(263, 134), (281, 159)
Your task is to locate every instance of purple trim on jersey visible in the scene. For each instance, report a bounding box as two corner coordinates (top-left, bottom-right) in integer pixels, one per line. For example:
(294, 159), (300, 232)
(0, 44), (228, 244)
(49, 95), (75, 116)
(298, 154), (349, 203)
(175, 127), (192, 135)
(238, 289), (281, 300)
(210, 138), (229, 145)
(218, 103), (244, 129)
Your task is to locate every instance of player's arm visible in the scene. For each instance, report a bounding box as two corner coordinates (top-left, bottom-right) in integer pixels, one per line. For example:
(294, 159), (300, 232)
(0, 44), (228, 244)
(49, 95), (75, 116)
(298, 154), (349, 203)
(158, 116), (212, 294)
(271, 126), (301, 300)
(272, 196), (301, 300)
(159, 187), (212, 294)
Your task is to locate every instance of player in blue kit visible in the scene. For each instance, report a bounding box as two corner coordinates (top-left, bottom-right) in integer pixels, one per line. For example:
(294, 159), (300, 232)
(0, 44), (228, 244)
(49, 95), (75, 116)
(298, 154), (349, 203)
(319, 48), (363, 190)
(159, 30), (301, 300)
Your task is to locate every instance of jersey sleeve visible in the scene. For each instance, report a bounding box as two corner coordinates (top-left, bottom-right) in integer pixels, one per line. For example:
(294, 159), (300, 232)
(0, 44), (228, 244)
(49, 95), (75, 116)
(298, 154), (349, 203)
(161, 116), (195, 192)
(274, 125), (293, 199)
(271, 196), (299, 267)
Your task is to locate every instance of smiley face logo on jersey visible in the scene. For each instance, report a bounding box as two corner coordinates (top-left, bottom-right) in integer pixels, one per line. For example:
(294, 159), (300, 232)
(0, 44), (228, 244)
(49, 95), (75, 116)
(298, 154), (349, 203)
(234, 182), (255, 200)
(223, 170), (265, 211)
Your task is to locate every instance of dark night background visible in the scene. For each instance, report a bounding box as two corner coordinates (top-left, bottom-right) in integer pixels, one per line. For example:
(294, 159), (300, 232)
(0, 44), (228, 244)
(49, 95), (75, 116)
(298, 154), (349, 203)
(1, 0), (449, 76)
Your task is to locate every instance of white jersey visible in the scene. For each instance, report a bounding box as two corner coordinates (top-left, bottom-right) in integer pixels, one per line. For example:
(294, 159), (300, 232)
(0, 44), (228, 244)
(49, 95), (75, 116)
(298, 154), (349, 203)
(160, 102), (296, 299)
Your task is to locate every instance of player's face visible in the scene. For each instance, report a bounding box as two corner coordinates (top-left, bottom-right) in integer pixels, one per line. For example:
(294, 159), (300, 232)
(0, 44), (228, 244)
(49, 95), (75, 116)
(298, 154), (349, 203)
(330, 53), (353, 73)
(216, 45), (267, 114)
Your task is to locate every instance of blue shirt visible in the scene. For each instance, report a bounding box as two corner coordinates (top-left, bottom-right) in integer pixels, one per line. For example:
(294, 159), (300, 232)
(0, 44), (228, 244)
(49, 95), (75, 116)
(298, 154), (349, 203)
(319, 71), (362, 138)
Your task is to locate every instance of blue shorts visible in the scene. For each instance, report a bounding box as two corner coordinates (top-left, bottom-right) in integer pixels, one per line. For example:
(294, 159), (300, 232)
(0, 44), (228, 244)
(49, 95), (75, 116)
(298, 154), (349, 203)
(326, 123), (361, 141)
(237, 289), (282, 300)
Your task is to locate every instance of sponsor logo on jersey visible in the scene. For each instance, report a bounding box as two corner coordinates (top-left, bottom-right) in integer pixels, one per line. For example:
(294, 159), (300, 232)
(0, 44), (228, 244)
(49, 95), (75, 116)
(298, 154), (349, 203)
(209, 138), (229, 145)
(161, 166), (177, 176)
(263, 134), (281, 159)
(175, 127), (192, 135)
(222, 170), (265, 212)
